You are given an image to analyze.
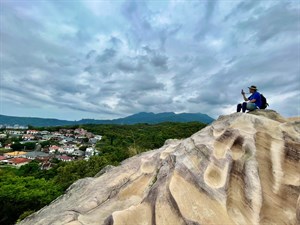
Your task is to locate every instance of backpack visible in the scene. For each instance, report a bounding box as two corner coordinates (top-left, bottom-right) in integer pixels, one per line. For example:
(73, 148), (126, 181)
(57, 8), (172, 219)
(260, 94), (269, 109)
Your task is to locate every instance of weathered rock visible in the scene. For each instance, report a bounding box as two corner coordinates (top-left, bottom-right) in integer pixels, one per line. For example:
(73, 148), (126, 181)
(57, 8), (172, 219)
(19, 111), (300, 225)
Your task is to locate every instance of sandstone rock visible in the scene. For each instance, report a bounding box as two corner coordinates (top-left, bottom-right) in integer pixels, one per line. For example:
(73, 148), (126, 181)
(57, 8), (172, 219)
(19, 111), (300, 225)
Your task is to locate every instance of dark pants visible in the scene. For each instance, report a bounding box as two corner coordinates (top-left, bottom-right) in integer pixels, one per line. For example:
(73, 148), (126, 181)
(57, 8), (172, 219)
(237, 102), (247, 112)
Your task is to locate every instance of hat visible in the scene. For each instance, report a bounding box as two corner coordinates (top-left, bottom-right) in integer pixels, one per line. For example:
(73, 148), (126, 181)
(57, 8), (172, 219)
(248, 85), (258, 90)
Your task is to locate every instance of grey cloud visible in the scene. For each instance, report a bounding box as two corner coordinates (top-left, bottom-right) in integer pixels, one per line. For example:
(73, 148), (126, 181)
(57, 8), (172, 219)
(151, 53), (168, 68)
(109, 36), (123, 48)
(137, 94), (172, 106)
(46, 57), (72, 67)
(121, 0), (152, 47)
(142, 46), (168, 69)
(95, 49), (117, 63)
(236, 0), (259, 12)
(205, 0), (218, 22)
(159, 24), (182, 50)
(84, 49), (119, 77)
(194, 0), (218, 39)
(236, 2), (299, 44)
(224, 0), (258, 21)
(117, 57), (141, 72)
(132, 77), (164, 91)
(121, 0), (151, 31)
(86, 50), (97, 59)
(188, 90), (231, 106)
(121, 0), (181, 51)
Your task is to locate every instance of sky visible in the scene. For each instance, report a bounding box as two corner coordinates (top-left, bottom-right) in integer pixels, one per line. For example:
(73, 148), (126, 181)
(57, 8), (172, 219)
(0, 0), (299, 120)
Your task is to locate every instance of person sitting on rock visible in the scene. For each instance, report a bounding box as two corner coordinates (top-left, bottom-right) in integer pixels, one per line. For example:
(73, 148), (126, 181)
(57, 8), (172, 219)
(237, 85), (262, 113)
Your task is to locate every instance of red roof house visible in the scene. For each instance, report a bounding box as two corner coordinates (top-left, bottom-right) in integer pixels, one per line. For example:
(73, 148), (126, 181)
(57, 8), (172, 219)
(8, 158), (31, 167)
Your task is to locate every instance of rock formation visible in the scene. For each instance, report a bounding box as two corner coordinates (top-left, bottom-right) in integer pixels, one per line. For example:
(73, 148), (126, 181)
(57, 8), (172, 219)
(19, 110), (300, 225)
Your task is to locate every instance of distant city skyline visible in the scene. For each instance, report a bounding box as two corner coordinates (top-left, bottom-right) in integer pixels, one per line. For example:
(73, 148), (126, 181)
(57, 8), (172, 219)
(1, 0), (299, 120)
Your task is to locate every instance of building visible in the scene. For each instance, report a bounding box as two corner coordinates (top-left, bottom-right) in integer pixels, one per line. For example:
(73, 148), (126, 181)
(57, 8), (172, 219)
(22, 134), (36, 140)
(73, 150), (85, 156)
(4, 151), (27, 158)
(26, 130), (39, 134)
(4, 144), (12, 150)
(6, 130), (25, 135)
(24, 151), (50, 160)
(7, 158), (31, 167)
(58, 145), (76, 154)
(56, 155), (73, 162)
(49, 145), (60, 153)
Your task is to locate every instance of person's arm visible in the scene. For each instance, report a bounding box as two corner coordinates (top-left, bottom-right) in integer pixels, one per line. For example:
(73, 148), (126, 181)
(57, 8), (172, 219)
(249, 98), (256, 103)
(242, 93), (248, 101)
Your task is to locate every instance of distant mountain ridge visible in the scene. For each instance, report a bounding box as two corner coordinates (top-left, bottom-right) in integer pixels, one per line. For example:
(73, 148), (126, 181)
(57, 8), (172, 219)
(0, 112), (214, 127)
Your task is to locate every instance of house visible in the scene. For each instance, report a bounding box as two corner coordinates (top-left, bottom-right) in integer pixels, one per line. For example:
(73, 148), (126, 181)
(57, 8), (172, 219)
(42, 135), (54, 140)
(56, 155), (73, 162)
(4, 151), (27, 158)
(53, 132), (62, 137)
(22, 134), (36, 140)
(73, 150), (85, 156)
(6, 130), (24, 135)
(59, 129), (73, 134)
(49, 145), (60, 153)
(60, 137), (75, 144)
(74, 128), (87, 135)
(58, 145), (75, 154)
(26, 130), (39, 135)
(0, 156), (9, 165)
(94, 135), (102, 140)
(85, 132), (94, 139)
(7, 157), (31, 167)
(24, 151), (50, 160)
(85, 147), (97, 157)
(4, 144), (12, 149)
(89, 138), (98, 144)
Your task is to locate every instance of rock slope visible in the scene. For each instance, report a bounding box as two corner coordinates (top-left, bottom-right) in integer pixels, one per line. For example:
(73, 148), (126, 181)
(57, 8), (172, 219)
(19, 110), (300, 225)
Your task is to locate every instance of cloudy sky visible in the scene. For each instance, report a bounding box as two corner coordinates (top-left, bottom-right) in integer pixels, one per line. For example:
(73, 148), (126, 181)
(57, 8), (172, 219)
(1, 0), (299, 120)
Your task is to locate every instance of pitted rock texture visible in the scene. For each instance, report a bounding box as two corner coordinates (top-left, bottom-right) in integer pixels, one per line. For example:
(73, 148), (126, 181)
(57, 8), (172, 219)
(19, 111), (300, 225)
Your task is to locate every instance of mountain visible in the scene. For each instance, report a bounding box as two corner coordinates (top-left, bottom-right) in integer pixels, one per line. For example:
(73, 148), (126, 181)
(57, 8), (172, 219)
(0, 112), (214, 127)
(0, 114), (74, 127)
(113, 112), (214, 124)
(19, 110), (300, 225)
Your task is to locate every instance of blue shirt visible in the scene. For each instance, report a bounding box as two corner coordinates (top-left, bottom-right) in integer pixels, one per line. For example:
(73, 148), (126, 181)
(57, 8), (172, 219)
(248, 92), (262, 108)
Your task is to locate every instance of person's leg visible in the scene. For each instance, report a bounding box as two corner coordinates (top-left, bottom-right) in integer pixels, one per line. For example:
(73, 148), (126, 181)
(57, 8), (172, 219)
(237, 103), (242, 112)
(246, 102), (257, 111)
(242, 102), (247, 112)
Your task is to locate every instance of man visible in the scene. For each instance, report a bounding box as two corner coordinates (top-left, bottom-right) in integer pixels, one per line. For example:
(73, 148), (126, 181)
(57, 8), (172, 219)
(237, 85), (262, 112)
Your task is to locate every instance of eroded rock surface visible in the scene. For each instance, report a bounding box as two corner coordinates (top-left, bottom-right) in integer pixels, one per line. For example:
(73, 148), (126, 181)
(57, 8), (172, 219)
(19, 111), (300, 225)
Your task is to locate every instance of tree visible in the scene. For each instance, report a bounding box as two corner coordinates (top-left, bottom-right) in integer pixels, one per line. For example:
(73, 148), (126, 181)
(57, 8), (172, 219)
(0, 175), (63, 225)
(10, 142), (24, 151)
(17, 161), (40, 177)
(23, 142), (36, 150)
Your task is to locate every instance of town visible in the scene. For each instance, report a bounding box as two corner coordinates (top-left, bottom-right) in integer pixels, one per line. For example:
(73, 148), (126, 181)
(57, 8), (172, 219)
(0, 125), (102, 169)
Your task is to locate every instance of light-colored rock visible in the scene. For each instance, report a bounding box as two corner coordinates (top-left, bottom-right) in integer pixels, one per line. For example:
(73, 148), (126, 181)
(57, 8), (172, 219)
(19, 111), (300, 225)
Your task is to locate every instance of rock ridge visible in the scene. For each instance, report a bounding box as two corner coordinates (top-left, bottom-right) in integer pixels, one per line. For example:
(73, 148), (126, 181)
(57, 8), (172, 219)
(19, 111), (300, 225)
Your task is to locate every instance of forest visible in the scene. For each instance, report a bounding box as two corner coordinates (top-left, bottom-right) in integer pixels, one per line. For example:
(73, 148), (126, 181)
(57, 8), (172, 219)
(0, 122), (206, 225)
